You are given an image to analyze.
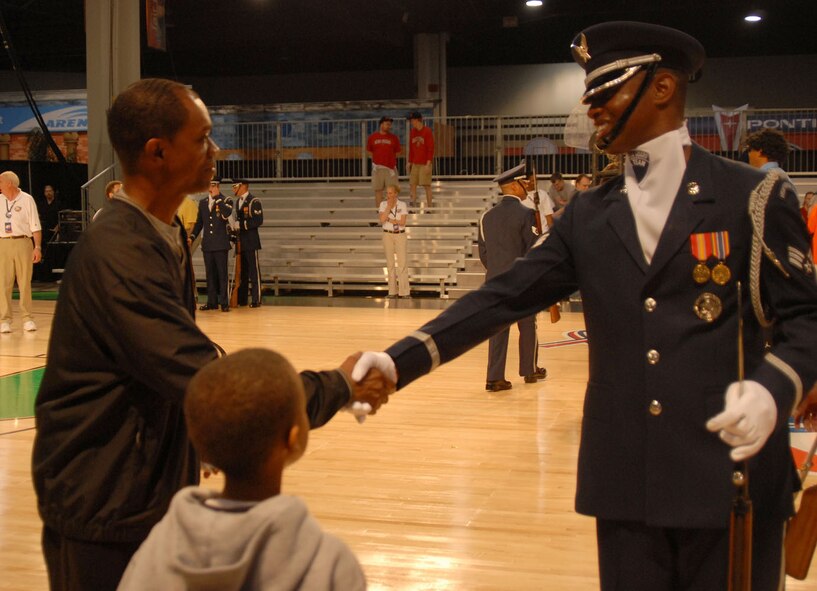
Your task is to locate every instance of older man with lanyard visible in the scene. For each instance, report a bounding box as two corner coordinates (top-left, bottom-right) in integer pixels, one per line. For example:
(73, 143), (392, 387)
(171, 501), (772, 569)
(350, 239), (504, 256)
(0, 170), (42, 333)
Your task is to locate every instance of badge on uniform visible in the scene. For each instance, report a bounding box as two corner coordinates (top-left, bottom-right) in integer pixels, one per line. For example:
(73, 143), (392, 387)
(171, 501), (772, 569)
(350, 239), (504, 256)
(689, 231), (731, 286)
(4, 222), (11, 234)
(693, 292), (722, 322)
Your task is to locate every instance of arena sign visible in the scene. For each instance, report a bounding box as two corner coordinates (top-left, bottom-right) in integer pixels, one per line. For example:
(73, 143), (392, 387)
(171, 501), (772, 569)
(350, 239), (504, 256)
(0, 103), (88, 133)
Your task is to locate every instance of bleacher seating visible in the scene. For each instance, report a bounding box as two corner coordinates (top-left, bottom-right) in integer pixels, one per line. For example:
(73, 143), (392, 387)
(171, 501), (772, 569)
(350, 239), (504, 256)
(191, 180), (495, 297)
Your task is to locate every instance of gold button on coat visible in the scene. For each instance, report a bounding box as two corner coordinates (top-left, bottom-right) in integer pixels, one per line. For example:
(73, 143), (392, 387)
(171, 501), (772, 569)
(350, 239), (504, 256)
(647, 349), (660, 364)
(644, 298), (657, 312)
(649, 400), (663, 416)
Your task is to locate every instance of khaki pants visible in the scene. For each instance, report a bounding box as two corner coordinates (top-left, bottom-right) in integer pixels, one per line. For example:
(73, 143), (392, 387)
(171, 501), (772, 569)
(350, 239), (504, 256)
(0, 237), (34, 324)
(382, 231), (409, 296)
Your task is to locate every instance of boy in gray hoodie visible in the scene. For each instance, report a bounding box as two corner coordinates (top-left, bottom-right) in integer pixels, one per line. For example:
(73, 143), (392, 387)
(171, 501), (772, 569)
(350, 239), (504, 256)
(118, 348), (366, 591)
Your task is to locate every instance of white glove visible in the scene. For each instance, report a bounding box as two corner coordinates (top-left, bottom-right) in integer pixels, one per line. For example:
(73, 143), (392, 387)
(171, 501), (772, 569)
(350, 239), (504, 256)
(351, 351), (397, 384)
(706, 380), (777, 462)
(346, 401), (372, 424)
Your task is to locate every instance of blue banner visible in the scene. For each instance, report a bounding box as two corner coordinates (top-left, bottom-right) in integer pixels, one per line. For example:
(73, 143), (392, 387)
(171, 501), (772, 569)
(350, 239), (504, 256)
(0, 101), (88, 133)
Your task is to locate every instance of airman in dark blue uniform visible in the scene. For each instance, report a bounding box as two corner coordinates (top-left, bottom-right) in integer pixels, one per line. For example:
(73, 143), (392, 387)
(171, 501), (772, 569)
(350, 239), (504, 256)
(354, 22), (817, 591)
(232, 179), (263, 307)
(191, 178), (233, 311)
(478, 162), (543, 391)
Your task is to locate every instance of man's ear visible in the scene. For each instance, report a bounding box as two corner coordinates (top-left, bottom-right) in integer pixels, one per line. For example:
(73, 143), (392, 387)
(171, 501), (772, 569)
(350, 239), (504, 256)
(652, 72), (679, 107)
(145, 138), (165, 161)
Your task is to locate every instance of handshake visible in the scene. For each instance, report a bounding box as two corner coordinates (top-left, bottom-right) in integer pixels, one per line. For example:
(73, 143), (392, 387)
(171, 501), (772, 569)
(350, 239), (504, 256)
(339, 351), (397, 422)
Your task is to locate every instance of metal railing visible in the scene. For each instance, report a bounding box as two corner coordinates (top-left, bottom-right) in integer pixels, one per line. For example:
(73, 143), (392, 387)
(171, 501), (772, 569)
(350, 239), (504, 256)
(211, 107), (817, 181)
(80, 163), (118, 228)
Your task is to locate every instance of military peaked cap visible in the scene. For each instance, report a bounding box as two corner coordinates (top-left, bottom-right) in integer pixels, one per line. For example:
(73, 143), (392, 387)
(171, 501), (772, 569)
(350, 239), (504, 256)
(571, 21), (705, 102)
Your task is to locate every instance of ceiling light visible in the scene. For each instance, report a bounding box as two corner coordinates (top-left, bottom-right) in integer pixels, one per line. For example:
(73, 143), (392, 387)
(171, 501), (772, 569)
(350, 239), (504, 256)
(744, 14), (762, 22)
(526, 1), (544, 7)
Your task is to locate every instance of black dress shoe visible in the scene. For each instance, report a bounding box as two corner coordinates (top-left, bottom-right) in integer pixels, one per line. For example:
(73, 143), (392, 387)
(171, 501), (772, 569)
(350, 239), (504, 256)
(524, 367), (547, 383)
(485, 380), (512, 392)
(249, 302), (261, 308)
(220, 305), (230, 312)
(199, 304), (215, 311)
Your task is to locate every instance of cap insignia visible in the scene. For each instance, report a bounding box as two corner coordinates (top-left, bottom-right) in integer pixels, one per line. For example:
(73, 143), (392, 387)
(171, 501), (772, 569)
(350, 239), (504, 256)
(572, 33), (591, 64)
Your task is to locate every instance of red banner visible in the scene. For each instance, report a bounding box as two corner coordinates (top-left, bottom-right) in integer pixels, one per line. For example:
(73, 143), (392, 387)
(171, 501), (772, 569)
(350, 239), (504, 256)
(146, 0), (166, 51)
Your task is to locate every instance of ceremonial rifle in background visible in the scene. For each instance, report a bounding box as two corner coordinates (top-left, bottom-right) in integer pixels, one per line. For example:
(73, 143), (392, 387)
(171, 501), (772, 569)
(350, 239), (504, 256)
(228, 228), (241, 309)
(527, 158), (561, 324)
(728, 281), (752, 591)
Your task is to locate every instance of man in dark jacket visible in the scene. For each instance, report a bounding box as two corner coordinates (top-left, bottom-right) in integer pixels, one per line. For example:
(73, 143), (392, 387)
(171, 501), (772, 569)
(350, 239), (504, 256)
(31, 78), (392, 591)
(478, 162), (542, 391)
(190, 177), (233, 311)
(233, 178), (263, 307)
(351, 23), (817, 591)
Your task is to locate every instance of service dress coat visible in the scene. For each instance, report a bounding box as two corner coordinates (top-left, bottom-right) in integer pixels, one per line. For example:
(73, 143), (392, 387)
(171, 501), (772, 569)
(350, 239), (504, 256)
(385, 145), (817, 528)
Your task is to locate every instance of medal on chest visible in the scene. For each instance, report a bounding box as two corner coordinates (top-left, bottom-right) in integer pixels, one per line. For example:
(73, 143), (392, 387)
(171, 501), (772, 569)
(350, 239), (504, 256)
(689, 231), (731, 286)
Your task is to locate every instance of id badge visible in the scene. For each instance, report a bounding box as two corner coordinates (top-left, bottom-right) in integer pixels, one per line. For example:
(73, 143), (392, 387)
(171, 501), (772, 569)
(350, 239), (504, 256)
(392, 223), (399, 232)
(4, 222), (11, 234)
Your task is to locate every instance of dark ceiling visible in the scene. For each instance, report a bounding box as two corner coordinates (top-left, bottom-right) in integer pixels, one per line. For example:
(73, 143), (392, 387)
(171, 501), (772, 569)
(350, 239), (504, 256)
(0, 0), (813, 79)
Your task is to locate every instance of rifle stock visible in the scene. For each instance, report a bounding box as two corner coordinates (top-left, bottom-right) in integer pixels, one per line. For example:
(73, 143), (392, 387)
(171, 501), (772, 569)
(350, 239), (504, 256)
(728, 486), (753, 591)
(785, 433), (817, 579)
(786, 484), (817, 579)
(229, 237), (241, 308)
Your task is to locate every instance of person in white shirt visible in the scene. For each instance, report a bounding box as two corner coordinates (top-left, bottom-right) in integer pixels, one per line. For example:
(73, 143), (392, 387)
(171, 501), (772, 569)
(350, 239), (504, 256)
(378, 184), (410, 298)
(0, 170), (42, 333)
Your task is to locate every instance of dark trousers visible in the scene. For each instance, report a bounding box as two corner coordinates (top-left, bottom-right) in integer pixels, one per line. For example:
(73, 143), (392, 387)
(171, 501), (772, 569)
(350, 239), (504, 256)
(486, 314), (536, 381)
(203, 248), (229, 307)
(596, 518), (785, 591)
(238, 248), (261, 305)
(42, 526), (142, 591)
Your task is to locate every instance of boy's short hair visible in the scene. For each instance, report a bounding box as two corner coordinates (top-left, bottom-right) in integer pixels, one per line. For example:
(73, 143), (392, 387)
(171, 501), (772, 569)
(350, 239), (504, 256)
(185, 348), (305, 479)
(386, 184), (400, 193)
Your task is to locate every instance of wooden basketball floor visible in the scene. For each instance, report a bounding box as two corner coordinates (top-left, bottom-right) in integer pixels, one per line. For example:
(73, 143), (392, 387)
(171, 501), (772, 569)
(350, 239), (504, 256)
(1, 298), (815, 590)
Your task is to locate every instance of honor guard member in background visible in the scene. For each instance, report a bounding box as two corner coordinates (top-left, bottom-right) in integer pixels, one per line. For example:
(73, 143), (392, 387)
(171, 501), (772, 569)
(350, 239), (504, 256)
(351, 22), (817, 591)
(191, 177), (233, 311)
(232, 179), (263, 307)
(478, 162), (545, 391)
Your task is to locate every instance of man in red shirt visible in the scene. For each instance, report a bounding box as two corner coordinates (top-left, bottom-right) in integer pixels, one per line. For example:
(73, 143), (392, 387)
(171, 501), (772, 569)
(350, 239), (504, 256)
(366, 116), (401, 208)
(408, 112), (434, 209)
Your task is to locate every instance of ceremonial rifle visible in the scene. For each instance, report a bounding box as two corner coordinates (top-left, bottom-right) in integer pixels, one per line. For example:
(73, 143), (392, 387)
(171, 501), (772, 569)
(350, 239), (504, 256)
(785, 433), (817, 579)
(527, 159), (561, 324)
(229, 229), (241, 309)
(728, 281), (752, 591)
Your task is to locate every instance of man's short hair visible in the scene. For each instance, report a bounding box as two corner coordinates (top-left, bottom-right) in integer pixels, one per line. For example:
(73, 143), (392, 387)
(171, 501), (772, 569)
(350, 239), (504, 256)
(107, 78), (200, 175)
(745, 128), (790, 165)
(387, 183), (401, 193)
(576, 173), (592, 184)
(185, 348), (305, 480)
(550, 172), (563, 182)
(0, 170), (20, 188)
